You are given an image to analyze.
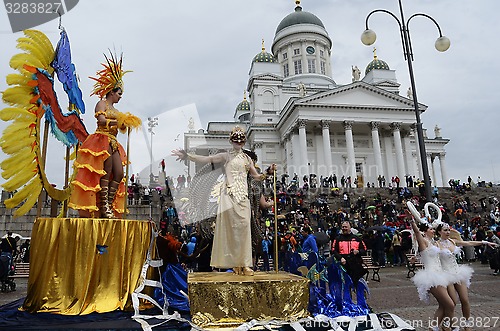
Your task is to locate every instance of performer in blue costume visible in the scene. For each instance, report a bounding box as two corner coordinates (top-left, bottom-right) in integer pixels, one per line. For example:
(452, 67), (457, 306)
(154, 231), (190, 312)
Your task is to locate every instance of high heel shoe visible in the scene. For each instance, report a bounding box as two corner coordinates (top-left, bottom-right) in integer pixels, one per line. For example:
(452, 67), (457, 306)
(242, 267), (254, 276)
(232, 267), (241, 275)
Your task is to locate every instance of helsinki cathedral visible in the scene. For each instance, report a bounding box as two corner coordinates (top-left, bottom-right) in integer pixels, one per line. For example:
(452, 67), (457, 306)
(183, 1), (449, 187)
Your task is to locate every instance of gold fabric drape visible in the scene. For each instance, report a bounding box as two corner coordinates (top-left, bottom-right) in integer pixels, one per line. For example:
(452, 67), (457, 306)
(189, 272), (309, 328)
(22, 218), (152, 315)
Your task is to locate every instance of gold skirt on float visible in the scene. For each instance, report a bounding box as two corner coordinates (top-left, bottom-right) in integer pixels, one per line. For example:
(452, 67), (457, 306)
(22, 217), (153, 315)
(189, 271), (309, 328)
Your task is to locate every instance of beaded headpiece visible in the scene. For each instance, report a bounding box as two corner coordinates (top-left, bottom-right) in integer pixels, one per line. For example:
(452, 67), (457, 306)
(229, 126), (246, 143)
(90, 52), (130, 99)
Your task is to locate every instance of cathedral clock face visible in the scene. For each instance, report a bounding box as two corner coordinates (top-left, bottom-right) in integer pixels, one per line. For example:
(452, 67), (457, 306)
(306, 46), (315, 54)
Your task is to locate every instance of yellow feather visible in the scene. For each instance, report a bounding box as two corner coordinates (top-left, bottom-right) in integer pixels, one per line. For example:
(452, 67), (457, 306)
(1, 138), (36, 155)
(0, 136), (36, 155)
(10, 181), (42, 217)
(16, 37), (40, 47)
(2, 164), (38, 192)
(0, 29), (57, 217)
(6, 73), (31, 86)
(22, 30), (54, 60)
(17, 39), (46, 62)
(3, 85), (34, 97)
(23, 30), (53, 51)
(1, 148), (35, 169)
(9, 53), (44, 71)
(117, 112), (142, 131)
(2, 88), (34, 107)
(4, 177), (41, 207)
(2, 159), (37, 179)
(5, 85), (33, 94)
(1, 120), (36, 140)
(0, 107), (35, 121)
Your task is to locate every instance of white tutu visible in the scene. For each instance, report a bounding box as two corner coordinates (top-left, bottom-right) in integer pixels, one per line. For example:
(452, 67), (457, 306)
(412, 268), (452, 302)
(411, 245), (452, 302)
(448, 264), (474, 287)
(440, 246), (474, 287)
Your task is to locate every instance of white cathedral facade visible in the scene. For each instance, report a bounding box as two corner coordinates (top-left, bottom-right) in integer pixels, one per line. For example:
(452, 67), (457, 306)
(183, 3), (449, 187)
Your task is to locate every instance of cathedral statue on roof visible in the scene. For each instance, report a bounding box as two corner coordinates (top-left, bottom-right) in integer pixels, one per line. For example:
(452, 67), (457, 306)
(352, 65), (361, 82)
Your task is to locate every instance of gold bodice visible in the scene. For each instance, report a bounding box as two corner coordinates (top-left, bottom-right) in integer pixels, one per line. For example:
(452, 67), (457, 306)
(96, 108), (120, 136)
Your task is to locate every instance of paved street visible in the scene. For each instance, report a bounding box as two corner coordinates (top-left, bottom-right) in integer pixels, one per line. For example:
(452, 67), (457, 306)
(365, 261), (500, 330)
(1, 261), (499, 330)
(0, 276), (27, 307)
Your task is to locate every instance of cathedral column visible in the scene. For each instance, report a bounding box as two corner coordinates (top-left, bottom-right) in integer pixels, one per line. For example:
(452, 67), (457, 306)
(391, 122), (406, 180)
(439, 153), (448, 186)
(292, 130), (302, 177)
(301, 41), (308, 75)
(412, 125), (422, 179)
(284, 134), (291, 175)
(287, 44), (294, 77)
(344, 121), (356, 184)
(321, 120), (333, 174)
(402, 131), (414, 178)
(383, 133), (394, 179)
(370, 121), (384, 177)
(253, 142), (263, 167)
(315, 42), (321, 74)
(298, 119), (310, 176)
(431, 155), (437, 187)
(427, 153), (435, 186)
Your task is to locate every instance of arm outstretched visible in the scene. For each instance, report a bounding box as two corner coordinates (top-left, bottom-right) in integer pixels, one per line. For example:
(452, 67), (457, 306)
(171, 149), (226, 164)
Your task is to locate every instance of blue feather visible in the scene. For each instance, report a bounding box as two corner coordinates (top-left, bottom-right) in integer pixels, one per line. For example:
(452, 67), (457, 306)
(356, 278), (371, 313)
(51, 30), (85, 113)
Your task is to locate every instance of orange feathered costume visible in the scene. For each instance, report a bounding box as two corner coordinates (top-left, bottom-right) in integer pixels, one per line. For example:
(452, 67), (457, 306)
(68, 53), (139, 217)
(68, 119), (128, 217)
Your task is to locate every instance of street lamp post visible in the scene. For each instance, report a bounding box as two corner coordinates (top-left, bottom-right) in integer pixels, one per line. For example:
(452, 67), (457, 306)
(148, 117), (159, 185)
(361, 0), (450, 202)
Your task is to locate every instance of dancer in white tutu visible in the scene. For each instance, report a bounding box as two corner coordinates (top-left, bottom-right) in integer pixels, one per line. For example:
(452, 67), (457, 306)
(436, 223), (499, 330)
(407, 202), (455, 331)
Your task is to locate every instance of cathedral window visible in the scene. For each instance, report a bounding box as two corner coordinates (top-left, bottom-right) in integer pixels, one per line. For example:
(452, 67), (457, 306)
(320, 61), (326, 75)
(294, 60), (302, 74)
(263, 91), (274, 110)
(283, 63), (289, 77)
(320, 50), (324, 57)
(308, 59), (316, 73)
(283, 52), (288, 60)
(293, 48), (300, 55)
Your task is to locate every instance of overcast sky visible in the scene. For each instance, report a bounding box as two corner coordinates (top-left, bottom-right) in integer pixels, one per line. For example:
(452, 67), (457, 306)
(0, 0), (499, 188)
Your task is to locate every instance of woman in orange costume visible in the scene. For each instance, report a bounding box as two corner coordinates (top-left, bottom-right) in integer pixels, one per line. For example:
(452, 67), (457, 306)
(69, 53), (140, 218)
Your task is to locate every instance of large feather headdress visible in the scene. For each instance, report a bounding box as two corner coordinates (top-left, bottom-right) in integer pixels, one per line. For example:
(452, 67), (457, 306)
(90, 52), (130, 99)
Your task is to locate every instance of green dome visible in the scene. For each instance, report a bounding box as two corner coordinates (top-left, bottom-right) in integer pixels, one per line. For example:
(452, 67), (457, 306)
(236, 96), (250, 112)
(276, 6), (325, 35)
(365, 55), (390, 75)
(253, 51), (277, 63)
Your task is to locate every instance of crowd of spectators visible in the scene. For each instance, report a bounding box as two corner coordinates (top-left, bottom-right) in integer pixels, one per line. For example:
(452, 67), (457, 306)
(156, 172), (500, 276)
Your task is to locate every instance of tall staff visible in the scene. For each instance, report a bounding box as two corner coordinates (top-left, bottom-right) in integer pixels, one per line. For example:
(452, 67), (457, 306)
(273, 168), (279, 273)
(124, 128), (132, 217)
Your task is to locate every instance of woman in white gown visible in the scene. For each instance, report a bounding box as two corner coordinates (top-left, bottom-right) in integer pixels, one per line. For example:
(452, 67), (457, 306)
(409, 214), (455, 331)
(436, 223), (498, 330)
(172, 126), (270, 276)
